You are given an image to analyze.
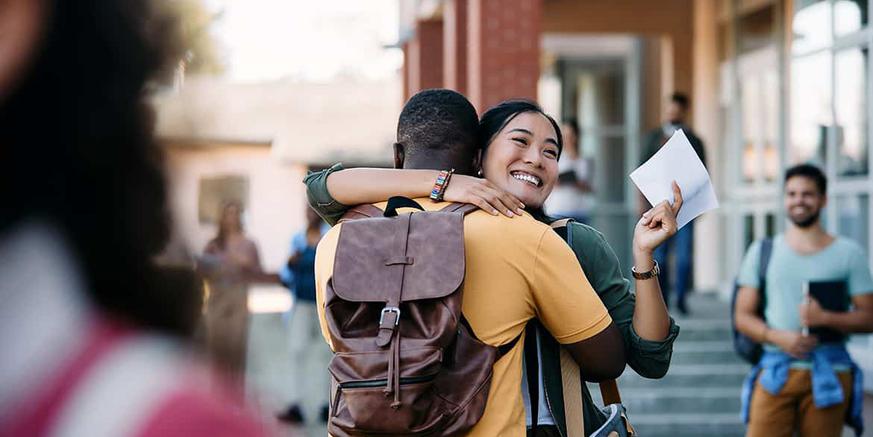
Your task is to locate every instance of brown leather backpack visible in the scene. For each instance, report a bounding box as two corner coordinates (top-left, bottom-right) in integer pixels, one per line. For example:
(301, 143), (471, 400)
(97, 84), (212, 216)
(323, 197), (519, 436)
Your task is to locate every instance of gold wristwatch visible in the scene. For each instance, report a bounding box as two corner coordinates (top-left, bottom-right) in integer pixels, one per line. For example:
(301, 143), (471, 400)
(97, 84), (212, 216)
(631, 261), (660, 280)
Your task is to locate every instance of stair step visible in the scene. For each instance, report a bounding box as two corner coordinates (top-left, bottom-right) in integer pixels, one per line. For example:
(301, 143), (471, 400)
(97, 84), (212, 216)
(671, 348), (744, 364)
(675, 323), (733, 341)
(629, 413), (745, 437)
(673, 340), (735, 353)
(622, 387), (742, 414)
(619, 364), (750, 388)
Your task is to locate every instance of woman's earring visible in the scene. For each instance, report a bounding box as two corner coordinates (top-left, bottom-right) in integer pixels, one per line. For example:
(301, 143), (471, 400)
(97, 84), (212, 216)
(477, 168), (483, 177)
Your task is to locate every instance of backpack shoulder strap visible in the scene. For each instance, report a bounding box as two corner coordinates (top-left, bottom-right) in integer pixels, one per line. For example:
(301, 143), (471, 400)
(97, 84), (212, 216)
(549, 218), (574, 229)
(757, 237), (773, 311)
(758, 238), (773, 280)
(337, 204), (383, 223)
(599, 379), (622, 405)
(439, 202), (479, 216)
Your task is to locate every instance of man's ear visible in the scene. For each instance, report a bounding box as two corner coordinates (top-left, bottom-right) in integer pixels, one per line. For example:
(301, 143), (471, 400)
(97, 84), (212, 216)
(393, 143), (405, 169)
(471, 149), (483, 176)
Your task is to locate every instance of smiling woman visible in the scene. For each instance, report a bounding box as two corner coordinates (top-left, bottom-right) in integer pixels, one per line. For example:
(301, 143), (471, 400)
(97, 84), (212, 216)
(478, 100), (563, 209)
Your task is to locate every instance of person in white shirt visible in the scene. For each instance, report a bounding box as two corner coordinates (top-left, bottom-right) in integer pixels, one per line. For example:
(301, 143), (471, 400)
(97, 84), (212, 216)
(545, 118), (593, 223)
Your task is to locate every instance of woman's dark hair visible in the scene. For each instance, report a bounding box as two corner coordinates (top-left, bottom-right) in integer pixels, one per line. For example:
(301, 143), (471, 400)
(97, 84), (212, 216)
(211, 200), (244, 251)
(478, 99), (564, 157)
(0, 1), (196, 335)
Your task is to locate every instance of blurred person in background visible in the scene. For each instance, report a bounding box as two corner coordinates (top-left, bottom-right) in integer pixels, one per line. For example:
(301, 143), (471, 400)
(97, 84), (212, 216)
(0, 0), (271, 435)
(277, 207), (331, 425)
(640, 92), (707, 315)
(200, 201), (276, 383)
(544, 118), (593, 223)
(735, 164), (872, 437)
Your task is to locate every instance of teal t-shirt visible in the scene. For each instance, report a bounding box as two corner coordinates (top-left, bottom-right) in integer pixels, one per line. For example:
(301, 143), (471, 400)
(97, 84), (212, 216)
(738, 234), (873, 352)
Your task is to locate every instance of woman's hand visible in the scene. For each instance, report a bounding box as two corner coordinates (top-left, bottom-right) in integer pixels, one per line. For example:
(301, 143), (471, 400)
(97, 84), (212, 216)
(443, 175), (525, 217)
(633, 181), (683, 256)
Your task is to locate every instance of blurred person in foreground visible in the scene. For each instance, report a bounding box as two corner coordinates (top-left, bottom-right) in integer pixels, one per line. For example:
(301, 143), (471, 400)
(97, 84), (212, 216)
(199, 201), (276, 383)
(0, 0), (272, 435)
(277, 207), (331, 425)
(544, 118), (594, 224)
(640, 92), (707, 315)
(735, 164), (873, 437)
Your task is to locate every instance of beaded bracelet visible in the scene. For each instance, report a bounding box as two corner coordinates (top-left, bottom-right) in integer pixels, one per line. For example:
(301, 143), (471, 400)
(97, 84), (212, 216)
(429, 169), (454, 201)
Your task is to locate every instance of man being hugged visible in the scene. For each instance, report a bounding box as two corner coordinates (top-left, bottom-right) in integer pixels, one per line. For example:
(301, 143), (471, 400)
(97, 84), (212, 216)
(313, 89), (625, 437)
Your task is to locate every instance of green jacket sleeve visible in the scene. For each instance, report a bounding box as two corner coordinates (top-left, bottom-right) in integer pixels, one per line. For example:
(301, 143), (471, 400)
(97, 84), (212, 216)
(303, 163), (351, 226)
(567, 222), (679, 379)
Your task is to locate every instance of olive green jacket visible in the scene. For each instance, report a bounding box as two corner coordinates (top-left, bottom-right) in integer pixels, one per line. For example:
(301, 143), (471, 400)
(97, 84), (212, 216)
(303, 163), (680, 435)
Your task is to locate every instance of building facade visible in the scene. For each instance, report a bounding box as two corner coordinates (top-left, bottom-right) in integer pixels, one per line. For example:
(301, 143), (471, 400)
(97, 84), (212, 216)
(400, 0), (873, 387)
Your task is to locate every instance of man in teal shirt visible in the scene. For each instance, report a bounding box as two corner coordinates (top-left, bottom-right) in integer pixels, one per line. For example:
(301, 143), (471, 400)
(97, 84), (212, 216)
(735, 164), (873, 437)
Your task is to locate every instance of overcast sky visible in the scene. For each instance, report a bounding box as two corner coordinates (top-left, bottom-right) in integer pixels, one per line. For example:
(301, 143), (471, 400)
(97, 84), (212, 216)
(209, 0), (402, 82)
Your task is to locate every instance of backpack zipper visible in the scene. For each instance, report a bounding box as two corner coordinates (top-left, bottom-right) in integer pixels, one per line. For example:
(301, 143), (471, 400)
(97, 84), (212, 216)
(339, 373), (437, 389)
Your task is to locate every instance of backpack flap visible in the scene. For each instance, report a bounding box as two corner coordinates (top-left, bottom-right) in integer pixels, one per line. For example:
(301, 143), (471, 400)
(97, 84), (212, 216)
(332, 211), (466, 303)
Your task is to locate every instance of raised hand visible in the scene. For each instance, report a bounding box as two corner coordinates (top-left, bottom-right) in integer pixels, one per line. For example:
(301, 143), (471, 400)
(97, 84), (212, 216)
(443, 175), (525, 217)
(633, 181), (683, 255)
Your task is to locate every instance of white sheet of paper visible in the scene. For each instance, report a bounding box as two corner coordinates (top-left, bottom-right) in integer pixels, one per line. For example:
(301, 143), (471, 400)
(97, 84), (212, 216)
(630, 129), (719, 229)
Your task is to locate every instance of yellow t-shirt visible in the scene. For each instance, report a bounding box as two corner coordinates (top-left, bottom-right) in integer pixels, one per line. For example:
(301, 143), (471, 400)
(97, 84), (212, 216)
(314, 199), (612, 437)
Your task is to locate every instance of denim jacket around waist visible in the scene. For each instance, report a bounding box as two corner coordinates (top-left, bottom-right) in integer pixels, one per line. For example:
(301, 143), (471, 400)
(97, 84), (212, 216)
(740, 344), (863, 436)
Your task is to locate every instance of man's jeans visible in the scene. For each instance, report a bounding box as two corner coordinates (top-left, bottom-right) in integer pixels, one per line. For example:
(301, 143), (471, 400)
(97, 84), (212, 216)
(653, 221), (693, 308)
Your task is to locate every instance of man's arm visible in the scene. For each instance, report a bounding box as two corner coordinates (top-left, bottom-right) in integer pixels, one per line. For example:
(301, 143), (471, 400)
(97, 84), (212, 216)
(532, 228), (626, 381)
(735, 286), (818, 359)
(801, 293), (873, 333)
(564, 324), (626, 382)
(568, 223), (678, 378)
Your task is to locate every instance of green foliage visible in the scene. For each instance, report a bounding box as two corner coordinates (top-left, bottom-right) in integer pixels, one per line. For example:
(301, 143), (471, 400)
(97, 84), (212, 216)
(170, 0), (225, 75)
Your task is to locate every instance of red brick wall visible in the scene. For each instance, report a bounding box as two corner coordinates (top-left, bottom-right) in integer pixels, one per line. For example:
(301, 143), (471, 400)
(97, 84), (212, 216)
(466, 0), (542, 112)
(444, 0), (468, 94)
(414, 19), (444, 93)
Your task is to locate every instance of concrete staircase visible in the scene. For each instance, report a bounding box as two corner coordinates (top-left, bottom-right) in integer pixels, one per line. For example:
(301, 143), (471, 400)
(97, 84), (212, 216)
(590, 293), (749, 436)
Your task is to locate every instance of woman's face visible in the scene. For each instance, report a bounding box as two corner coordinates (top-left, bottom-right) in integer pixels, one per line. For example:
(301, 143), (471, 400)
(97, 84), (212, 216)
(221, 204), (242, 232)
(481, 112), (560, 209)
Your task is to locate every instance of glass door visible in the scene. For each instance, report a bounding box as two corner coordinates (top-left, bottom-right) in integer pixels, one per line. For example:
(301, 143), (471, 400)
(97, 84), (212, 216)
(554, 43), (642, 269)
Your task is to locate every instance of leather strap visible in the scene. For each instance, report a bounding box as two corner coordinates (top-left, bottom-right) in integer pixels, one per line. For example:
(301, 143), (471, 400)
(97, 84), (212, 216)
(337, 204), (383, 223)
(524, 323), (539, 433)
(559, 349), (585, 437)
(375, 212), (412, 348)
(440, 202), (479, 215)
(459, 316), (521, 358)
(549, 218), (573, 229)
(384, 196), (425, 217)
(599, 379), (622, 405)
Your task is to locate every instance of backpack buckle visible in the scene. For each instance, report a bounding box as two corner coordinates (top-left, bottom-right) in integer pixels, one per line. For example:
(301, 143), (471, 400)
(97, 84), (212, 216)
(379, 306), (401, 326)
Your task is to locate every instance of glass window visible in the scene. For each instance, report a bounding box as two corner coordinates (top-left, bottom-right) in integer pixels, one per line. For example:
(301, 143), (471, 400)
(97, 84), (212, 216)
(741, 75), (762, 183)
(836, 194), (870, 252)
(792, 0), (833, 54)
(763, 70), (780, 182)
(577, 66), (625, 127)
(592, 136), (626, 203)
(744, 214), (755, 250)
(740, 68), (780, 183)
(739, 5), (775, 55)
(765, 212), (777, 237)
(834, 0), (868, 36)
(835, 48), (869, 177)
(790, 52), (832, 167)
